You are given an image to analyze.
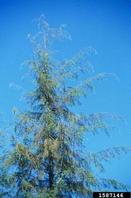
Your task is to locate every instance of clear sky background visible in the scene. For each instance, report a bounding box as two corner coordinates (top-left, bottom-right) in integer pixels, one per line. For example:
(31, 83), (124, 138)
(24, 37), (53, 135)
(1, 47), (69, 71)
(0, 0), (131, 188)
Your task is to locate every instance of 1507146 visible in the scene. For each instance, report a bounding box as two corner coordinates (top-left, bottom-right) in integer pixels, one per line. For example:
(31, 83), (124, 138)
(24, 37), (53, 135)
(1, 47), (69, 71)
(93, 192), (130, 198)
(98, 193), (124, 198)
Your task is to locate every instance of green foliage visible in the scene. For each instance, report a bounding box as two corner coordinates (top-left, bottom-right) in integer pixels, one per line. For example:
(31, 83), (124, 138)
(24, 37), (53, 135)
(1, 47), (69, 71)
(1, 16), (130, 197)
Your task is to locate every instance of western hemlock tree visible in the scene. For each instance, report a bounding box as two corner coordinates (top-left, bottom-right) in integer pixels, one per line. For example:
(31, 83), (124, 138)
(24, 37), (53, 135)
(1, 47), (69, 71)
(3, 16), (130, 198)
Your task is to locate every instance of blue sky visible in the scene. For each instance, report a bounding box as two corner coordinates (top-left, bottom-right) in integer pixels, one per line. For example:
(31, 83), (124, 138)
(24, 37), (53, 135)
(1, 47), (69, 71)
(0, 0), (131, 188)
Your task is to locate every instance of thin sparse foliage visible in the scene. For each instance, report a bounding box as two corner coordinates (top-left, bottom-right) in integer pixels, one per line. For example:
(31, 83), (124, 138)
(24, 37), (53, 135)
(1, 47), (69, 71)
(1, 16), (130, 197)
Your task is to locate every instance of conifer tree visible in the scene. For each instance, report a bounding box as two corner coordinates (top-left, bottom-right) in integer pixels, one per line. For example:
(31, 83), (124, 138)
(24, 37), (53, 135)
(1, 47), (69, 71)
(3, 16), (130, 197)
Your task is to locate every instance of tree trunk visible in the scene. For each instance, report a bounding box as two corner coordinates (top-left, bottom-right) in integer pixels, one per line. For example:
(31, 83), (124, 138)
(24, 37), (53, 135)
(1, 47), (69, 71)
(48, 152), (54, 190)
